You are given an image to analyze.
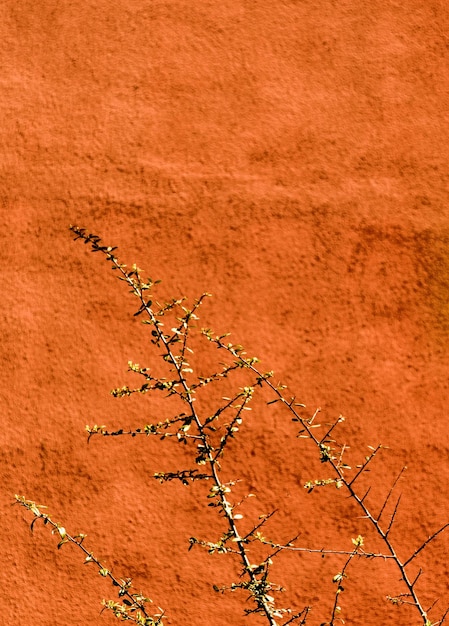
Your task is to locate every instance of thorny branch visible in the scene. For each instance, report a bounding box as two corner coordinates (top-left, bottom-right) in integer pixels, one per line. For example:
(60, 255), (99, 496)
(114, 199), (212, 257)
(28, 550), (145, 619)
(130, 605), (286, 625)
(67, 226), (300, 625)
(210, 335), (449, 626)
(14, 496), (164, 626)
(15, 227), (449, 626)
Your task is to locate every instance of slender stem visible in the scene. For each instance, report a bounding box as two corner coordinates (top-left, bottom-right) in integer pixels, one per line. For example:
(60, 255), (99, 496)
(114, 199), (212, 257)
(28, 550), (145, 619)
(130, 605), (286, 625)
(329, 551), (355, 625)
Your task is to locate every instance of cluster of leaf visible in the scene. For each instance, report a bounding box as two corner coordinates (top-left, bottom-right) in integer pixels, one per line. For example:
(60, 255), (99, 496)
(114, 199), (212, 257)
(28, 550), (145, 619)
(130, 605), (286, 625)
(14, 227), (449, 626)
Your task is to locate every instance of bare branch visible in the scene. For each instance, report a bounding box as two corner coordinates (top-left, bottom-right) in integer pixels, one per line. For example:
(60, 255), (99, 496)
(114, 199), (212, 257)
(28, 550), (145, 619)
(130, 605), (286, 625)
(377, 466), (407, 522)
(385, 495), (402, 536)
(404, 522), (449, 567)
(348, 445), (383, 488)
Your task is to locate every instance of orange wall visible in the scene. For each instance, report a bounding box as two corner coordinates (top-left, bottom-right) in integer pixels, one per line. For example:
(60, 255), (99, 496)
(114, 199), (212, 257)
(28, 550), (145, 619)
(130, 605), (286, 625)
(2, 2), (449, 624)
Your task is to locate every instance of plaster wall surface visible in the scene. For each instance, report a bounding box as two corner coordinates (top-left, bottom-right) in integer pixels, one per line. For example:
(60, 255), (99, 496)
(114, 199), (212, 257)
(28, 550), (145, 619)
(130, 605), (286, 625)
(2, 2), (449, 624)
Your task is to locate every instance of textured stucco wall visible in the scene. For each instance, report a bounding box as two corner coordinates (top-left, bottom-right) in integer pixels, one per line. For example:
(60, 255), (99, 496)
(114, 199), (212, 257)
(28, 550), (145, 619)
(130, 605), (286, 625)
(2, 2), (449, 624)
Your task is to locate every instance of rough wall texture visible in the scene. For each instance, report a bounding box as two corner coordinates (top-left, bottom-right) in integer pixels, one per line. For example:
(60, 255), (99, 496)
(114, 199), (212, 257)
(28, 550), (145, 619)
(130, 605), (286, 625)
(2, 1), (449, 625)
